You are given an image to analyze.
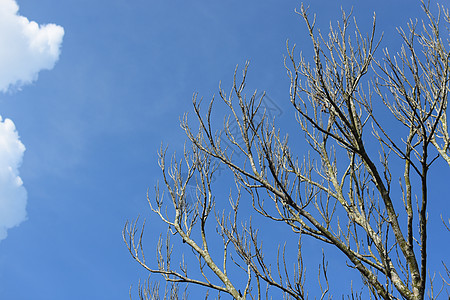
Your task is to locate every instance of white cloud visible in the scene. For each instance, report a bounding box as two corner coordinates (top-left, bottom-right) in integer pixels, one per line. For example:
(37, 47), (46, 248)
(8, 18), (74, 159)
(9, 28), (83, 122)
(0, 0), (64, 92)
(0, 0), (64, 240)
(0, 116), (27, 240)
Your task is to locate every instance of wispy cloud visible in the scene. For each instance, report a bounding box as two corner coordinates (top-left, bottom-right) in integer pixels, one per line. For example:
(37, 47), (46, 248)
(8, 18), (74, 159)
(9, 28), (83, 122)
(0, 0), (64, 92)
(0, 0), (64, 240)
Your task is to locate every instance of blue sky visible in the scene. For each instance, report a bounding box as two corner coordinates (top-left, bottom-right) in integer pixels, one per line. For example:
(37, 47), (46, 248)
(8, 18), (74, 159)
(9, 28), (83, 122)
(0, 0), (448, 299)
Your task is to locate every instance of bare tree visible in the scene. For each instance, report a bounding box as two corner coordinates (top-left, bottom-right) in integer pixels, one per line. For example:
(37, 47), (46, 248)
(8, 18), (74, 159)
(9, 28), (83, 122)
(124, 2), (450, 299)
